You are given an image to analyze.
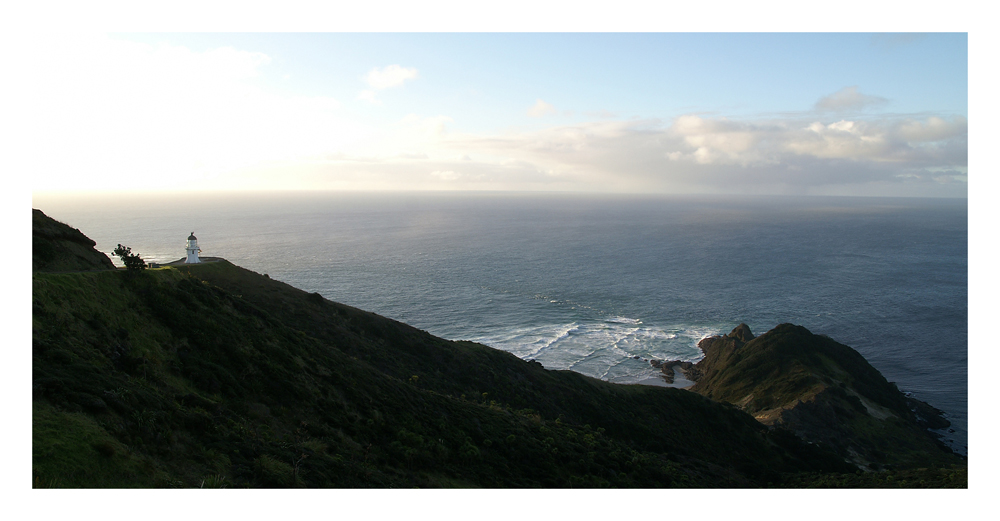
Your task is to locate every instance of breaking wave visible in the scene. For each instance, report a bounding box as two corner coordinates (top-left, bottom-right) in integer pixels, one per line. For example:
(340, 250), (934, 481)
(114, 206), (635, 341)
(467, 317), (711, 384)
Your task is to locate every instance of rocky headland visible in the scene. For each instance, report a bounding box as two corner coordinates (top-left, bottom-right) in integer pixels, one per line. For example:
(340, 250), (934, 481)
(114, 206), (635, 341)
(676, 323), (955, 469)
(31, 209), (965, 487)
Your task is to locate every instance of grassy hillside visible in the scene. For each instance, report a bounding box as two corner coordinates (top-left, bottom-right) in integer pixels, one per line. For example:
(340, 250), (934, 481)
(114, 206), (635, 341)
(32, 209), (115, 273)
(31, 210), (965, 487)
(689, 324), (960, 470)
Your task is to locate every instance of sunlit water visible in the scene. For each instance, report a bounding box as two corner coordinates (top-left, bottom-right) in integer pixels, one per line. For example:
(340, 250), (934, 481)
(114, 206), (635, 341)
(34, 191), (968, 455)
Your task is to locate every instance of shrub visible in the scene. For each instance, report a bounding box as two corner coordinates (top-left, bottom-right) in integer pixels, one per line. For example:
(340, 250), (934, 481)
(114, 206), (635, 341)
(459, 440), (480, 459)
(112, 244), (146, 274)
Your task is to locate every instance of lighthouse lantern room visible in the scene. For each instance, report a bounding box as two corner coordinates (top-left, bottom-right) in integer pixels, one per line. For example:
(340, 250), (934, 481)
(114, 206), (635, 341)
(185, 232), (201, 264)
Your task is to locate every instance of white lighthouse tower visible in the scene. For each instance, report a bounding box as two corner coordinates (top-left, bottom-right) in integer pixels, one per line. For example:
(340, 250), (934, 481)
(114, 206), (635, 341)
(185, 232), (201, 264)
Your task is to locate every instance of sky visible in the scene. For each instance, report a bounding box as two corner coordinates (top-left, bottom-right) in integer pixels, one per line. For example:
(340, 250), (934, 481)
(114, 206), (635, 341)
(5, 6), (969, 197)
(8, 4), (994, 514)
(15, 30), (969, 198)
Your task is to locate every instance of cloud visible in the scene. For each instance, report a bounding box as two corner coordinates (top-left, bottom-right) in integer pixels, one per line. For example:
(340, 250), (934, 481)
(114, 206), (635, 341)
(893, 116), (968, 143)
(365, 64), (418, 90)
(412, 113), (968, 195)
(815, 86), (889, 112)
(22, 35), (350, 192)
(220, 109), (965, 197)
(395, 152), (429, 160)
(22, 36), (965, 198)
(527, 99), (557, 117)
(357, 89), (380, 104)
(671, 116), (765, 165)
(431, 170), (463, 181)
(356, 65), (419, 105)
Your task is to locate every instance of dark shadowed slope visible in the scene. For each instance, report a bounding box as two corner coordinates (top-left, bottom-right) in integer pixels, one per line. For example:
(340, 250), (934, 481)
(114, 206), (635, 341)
(32, 209), (115, 272)
(31, 209), (965, 488)
(688, 323), (958, 470)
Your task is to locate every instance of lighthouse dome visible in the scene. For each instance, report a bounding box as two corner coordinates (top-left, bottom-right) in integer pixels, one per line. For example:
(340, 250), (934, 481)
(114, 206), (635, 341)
(188, 232), (197, 240)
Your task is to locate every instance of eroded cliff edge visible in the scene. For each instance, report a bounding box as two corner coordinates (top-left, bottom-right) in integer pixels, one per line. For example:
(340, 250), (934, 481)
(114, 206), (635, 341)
(676, 323), (957, 470)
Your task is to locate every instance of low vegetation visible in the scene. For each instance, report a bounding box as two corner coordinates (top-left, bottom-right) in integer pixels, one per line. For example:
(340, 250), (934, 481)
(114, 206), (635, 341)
(689, 324), (960, 470)
(31, 210), (965, 487)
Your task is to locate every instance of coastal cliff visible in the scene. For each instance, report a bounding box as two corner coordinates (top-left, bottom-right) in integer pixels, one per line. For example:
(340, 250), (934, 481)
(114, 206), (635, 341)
(32, 209), (115, 272)
(686, 323), (956, 469)
(31, 209), (965, 487)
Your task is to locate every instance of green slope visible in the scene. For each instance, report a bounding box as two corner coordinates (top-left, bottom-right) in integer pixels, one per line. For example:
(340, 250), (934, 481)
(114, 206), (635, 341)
(31, 209), (964, 487)
(32, 209), (115, 273)
(689, 323), (960, 470)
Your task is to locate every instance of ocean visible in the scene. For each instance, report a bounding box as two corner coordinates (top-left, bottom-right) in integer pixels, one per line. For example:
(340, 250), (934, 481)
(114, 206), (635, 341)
(33, 191), (968, 455)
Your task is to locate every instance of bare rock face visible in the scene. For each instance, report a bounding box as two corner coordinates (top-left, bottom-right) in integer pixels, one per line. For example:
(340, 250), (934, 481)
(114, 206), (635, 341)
(656, 360), (700, 385)
(728, 323), (755, 343)
(33, 209), (115, 272)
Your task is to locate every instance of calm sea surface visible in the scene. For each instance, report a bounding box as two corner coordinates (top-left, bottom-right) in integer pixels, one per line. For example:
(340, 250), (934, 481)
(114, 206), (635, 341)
(34, 191), (968, 455)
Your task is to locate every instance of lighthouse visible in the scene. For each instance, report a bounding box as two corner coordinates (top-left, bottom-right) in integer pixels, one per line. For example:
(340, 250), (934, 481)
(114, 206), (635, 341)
(185, 232), (201, 264)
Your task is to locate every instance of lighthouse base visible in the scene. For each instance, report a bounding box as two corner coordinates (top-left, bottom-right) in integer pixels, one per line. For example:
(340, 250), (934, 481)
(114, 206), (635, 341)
(165, 256), (224, 266)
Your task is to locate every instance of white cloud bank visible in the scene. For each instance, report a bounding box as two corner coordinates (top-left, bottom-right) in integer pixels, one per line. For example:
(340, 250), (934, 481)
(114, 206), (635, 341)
(274, 111), (966, 196)
(260, 84), (966, 196)
(20, 40), (966, 197)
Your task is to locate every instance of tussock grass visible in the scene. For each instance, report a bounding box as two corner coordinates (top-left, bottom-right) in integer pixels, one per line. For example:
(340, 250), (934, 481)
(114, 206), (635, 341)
(33, 258), (963, 487)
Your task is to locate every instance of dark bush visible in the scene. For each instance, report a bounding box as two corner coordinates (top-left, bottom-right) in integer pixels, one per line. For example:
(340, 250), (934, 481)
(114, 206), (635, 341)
(112, 244), (146, 273)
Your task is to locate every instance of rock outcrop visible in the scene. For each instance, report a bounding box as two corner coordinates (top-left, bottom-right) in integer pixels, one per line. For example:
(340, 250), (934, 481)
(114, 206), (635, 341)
(686, 323), (956, 469)
(33, 209), (115, 272)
